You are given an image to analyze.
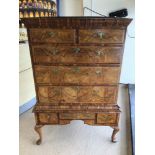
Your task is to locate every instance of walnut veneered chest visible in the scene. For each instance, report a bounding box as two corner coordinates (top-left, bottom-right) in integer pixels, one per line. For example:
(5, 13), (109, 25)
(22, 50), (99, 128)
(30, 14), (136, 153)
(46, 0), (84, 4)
(23, 17), (131, 145)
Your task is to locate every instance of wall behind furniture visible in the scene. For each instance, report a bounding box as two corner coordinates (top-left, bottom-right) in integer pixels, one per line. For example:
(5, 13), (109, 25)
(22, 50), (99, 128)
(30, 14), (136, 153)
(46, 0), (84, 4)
(19, 42), (36, 107)
(59, 0), (83, 16)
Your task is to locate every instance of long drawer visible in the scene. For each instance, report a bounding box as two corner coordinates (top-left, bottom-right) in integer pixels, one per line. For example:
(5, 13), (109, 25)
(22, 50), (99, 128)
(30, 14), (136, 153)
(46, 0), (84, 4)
(37, 86), (117, 104)
(32, 46), (123, 64)
(79, 29), (125, 44)
(34, 66), (120, 85)
(29, 29), (76, 43)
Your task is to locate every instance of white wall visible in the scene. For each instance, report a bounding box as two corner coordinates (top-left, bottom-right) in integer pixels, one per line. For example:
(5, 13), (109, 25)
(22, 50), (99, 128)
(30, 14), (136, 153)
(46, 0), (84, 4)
(84, 0), (135, 84)
(19, 42), (36, 106)
(59, 0), (83, 16)
(83, 0), (92, 16)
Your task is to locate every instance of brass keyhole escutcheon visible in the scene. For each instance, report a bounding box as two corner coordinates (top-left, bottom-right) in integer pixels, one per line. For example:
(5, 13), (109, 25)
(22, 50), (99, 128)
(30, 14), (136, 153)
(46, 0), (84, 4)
(52, 68), (59, 75)
(47, 114), (51, 122)
(97, 32), (105, 39)
(96, 70), (102, 76)
(96, 51), (104, 56)
(103, 115), (112, 121)
(48, 31), (55, 37)
(73, 48), (80, 54)
(74, 86), (80, 92)
(72, 66), (80, 73)
(51, 49), (58, 55)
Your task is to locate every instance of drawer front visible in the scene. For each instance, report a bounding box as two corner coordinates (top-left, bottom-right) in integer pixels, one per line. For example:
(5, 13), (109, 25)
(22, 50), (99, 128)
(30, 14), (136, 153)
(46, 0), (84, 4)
(79, 29), (125, 44)
(59, 113), (95, 120)
(97, 113), (117, 124)
(32, 46), (123, 64)
(37, 86), (117, 104)
(34, 66), (120, 85)
(38, 113), (58, 124)
(29, 29), (75, 43)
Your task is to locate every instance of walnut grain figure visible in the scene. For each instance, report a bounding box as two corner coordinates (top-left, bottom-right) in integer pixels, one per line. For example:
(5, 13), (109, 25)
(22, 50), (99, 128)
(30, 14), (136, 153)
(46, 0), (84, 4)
(22, 17), (132, 145)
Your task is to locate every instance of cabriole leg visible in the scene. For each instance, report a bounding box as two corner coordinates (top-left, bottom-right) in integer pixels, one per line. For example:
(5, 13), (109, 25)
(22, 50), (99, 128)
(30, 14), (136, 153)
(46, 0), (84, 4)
(34, 125), (43, 145)
(111, 126), (119, 143)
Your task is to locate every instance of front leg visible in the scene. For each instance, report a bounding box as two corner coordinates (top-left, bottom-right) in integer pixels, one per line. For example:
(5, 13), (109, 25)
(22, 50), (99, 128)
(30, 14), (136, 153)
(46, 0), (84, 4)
(111, 126), (119, 143)
(34, 125), (43, 145)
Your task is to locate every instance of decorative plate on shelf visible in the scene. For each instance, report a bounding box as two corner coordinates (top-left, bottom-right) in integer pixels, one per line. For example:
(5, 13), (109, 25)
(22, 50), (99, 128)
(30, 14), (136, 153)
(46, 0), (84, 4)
(19, 0), (57, 18)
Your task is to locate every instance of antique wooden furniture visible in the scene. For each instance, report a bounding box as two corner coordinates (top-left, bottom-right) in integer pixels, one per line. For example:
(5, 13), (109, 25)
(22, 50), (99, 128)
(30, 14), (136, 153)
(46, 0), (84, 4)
(23, 17), (131, 145)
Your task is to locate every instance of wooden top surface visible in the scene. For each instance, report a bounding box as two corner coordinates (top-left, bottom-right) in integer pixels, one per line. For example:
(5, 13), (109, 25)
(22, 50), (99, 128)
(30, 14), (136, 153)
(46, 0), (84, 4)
(21, 17), (132, 28)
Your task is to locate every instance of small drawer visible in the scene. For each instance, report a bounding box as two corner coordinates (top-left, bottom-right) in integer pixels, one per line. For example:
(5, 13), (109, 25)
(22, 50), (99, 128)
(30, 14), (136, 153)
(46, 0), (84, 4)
(38, 113), (58, 124)
(59, 113), (95, 120)
(79, 29), (125, 44)
(59, 119), (95, 125)
(97, 113), (117, 124)
(29, 29), (76, 43)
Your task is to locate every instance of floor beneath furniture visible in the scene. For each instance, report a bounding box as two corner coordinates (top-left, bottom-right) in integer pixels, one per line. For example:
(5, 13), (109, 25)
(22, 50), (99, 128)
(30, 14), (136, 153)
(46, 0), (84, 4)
(19, 84), (132, 155)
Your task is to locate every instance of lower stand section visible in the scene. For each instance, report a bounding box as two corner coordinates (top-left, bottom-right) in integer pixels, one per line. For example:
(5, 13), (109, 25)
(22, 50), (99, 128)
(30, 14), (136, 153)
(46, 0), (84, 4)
(111, 126), (120, 143)
(34, 125), (43, 145)
(33, 105), (120, 145)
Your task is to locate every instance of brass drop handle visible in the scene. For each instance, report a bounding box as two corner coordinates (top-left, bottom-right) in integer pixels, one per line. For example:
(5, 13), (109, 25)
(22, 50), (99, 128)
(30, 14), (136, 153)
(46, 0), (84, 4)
(52, 68), (59, 75)
(51, 49), (58, 55)
(96, 70), (102, 75)
(73, 48), (80, 54)
(47, 114), (51, 121)
(75, 86), (80, 91)
(96, 51), (104, 56)
(48, 31), (55, 37)
(36, 71), (46, 76)
(72, 66), (80, 73)
(92, 89), (98, 96)
(54, 88), (61, 95)
(103, 115), (112, 121)
(97, 32), (105, 39)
